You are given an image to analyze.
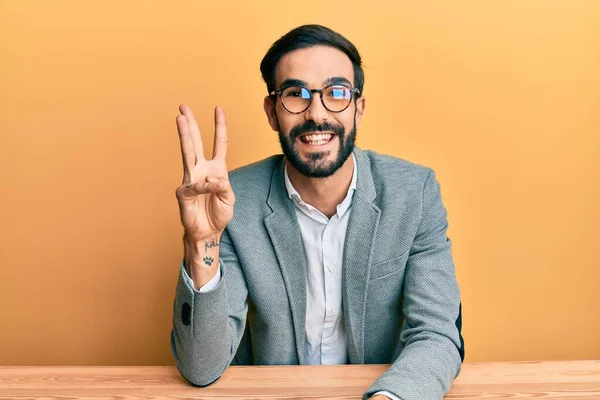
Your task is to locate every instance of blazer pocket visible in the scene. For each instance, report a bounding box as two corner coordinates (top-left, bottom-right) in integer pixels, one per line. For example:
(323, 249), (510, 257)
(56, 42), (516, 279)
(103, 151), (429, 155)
(368, 249), (410, 282)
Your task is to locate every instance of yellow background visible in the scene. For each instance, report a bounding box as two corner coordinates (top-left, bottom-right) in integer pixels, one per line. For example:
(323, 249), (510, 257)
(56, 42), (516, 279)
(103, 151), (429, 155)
(1, 1), (598, 365)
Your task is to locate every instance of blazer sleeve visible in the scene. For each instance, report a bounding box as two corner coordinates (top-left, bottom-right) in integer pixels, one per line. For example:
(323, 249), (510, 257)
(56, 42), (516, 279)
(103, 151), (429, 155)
(363, 170), (465, 400)
(170, 228), (249, 386)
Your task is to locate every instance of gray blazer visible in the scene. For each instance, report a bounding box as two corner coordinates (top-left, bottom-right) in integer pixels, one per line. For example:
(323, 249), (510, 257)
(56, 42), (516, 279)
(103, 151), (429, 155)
(171, 147), (465, 400)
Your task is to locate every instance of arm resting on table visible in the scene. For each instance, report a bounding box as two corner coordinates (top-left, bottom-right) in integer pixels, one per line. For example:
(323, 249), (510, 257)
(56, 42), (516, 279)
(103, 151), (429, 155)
(364, 170), (465, 400)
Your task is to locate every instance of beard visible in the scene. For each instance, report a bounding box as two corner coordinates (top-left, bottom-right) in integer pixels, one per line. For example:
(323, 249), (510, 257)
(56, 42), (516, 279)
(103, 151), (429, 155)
(277, 115), (357, 179)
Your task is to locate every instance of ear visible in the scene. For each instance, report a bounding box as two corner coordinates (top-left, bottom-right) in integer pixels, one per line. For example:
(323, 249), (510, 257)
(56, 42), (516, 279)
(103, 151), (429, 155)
(354, 96), (366, 129)
(263, 96), (280, 132)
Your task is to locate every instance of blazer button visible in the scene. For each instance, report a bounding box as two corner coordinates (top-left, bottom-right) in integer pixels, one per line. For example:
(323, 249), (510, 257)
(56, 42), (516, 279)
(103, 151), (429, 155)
(181, 302), (191, 326)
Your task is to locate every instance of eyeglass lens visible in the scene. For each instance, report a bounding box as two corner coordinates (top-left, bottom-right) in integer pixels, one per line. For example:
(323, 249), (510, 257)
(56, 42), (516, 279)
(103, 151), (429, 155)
(281, 86), (353, 113)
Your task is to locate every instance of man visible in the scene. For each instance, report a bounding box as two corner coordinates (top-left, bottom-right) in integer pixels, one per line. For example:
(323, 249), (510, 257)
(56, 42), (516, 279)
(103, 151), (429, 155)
(171, 24), (464, 400)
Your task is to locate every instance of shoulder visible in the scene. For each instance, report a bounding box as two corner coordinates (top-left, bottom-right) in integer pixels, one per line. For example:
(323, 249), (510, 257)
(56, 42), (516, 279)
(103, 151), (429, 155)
(227, 155), (284, 221)
(228, 154), (283, 190)
(358, 149), (446, 229)
(359, 148), (434, 190)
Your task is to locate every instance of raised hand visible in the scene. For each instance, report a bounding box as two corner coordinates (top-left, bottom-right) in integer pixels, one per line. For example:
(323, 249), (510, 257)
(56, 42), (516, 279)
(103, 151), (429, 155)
(175, 104), (235, 245)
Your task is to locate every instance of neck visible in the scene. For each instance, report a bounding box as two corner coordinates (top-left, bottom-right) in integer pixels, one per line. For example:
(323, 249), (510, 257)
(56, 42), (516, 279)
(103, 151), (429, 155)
(286, 154), (355, 218)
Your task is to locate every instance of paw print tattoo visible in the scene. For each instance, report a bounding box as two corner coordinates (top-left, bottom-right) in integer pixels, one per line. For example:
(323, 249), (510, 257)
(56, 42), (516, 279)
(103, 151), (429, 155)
(203, 256), (214, 267)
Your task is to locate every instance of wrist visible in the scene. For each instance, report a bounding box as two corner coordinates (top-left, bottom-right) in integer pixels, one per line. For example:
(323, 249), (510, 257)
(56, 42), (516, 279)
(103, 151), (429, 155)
(184, 231), (223, 248)
(183, 232), (222, 290)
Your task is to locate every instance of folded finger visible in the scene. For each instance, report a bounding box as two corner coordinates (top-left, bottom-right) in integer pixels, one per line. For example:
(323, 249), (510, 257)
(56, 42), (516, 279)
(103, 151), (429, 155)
(182, 181), (224, 196)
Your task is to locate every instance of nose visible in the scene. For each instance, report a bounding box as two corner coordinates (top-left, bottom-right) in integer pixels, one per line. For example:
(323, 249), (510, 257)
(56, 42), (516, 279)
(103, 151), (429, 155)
(304, 92), (328, 124)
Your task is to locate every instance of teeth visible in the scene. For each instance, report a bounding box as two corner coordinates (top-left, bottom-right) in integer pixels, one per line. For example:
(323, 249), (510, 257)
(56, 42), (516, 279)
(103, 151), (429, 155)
(301, 133), (333, 144)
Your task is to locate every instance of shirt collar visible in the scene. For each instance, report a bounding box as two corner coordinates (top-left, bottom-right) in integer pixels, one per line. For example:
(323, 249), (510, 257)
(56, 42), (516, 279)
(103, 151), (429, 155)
(284, 154), (357, 218)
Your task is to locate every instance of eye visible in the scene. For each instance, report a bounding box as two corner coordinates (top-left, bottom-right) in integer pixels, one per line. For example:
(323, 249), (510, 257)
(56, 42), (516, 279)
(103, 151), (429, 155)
(283, 87), (309, 99)
(285, 90), (302, 98)
(326, 86), (351, 100)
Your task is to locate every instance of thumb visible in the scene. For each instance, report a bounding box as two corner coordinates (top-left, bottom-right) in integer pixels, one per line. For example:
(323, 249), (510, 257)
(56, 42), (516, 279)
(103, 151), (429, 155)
(210, 176), (235, 206)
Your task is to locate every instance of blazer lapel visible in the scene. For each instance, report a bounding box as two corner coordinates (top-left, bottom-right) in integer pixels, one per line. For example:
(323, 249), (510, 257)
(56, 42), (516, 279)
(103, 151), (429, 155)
(342, 148), (380, 364)
(264, 158), (307, 364)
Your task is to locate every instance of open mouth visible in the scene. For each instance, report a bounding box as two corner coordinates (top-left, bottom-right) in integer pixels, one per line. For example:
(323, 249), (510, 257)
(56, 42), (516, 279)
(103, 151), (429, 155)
(297, 132), (337, 146)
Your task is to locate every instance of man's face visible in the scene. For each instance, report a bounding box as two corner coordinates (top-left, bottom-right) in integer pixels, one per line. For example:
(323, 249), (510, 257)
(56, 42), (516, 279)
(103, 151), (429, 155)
(264, 46), (365, 178)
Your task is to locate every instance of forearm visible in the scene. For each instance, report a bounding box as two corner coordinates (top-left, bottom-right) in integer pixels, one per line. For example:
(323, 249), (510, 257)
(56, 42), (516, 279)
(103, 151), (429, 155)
(364, 333), (462, 400)
(171, 263), (232, 386)
(184, 233), (221, 290)
(172, 230), (249, 386)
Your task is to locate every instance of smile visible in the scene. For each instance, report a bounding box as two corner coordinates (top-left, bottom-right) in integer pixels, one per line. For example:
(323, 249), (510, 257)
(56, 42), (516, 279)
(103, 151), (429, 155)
(298, 133), (336, 146)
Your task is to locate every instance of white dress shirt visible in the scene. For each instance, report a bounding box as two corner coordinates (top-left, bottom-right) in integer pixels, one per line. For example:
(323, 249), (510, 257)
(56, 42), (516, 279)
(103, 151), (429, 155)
(283, 158), (355, 365)
(182, 155), (399, 400)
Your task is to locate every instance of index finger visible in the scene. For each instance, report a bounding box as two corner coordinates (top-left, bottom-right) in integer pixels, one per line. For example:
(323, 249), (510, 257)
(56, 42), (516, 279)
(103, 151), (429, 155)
(175, 113), (195, 177)
(179, 104), (205, 163)
(212, 106), (228, 159)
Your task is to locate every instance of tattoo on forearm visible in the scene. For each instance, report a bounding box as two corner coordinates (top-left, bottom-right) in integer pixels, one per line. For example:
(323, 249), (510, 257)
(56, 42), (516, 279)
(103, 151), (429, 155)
(203, 256), (214, 267)
(204, 238), (220, 253)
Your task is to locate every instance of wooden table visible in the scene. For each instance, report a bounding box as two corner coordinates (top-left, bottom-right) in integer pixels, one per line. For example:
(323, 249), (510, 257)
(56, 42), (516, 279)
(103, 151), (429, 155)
(0, 360), (599, 399)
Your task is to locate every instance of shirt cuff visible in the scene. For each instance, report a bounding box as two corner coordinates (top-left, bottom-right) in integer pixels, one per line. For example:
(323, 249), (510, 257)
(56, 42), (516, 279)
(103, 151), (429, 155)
(373, 391), (401, 400)
(181, 260), (222, 293)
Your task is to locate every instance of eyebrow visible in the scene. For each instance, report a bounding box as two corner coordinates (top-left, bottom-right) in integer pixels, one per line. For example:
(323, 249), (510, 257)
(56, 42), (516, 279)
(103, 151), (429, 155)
(278, 76), (353, 89)
(279, 79), (306, 89)
(324, 76), (352, 87)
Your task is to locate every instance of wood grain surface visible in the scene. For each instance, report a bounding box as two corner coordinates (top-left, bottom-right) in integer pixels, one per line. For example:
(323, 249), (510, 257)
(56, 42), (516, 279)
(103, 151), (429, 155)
(0, 360), (598, 399)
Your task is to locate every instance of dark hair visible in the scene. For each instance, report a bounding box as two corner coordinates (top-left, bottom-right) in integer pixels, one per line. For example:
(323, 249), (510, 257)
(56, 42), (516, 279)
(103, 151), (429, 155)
(260, 24), (364, 96)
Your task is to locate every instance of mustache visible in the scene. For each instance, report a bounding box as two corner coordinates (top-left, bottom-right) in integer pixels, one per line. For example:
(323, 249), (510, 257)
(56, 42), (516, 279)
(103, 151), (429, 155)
(289, 120), (345, 140)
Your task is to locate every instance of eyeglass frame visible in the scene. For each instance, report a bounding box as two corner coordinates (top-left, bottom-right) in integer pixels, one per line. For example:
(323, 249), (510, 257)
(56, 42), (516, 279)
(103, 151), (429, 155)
(269, 84), (361, 114)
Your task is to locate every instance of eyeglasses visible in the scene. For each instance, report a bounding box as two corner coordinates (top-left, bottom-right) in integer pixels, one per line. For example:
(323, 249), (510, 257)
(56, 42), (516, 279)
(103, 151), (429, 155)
(270, 84), (360, 114)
